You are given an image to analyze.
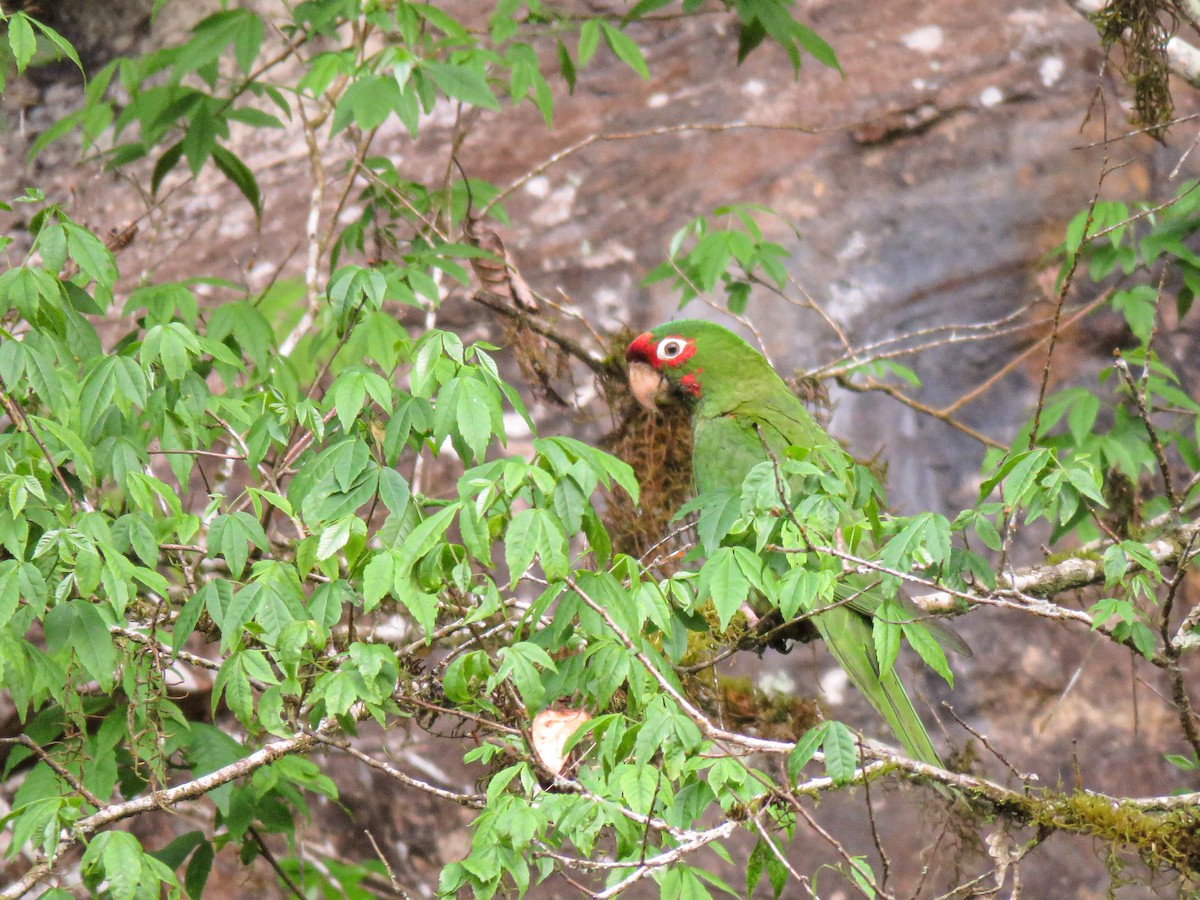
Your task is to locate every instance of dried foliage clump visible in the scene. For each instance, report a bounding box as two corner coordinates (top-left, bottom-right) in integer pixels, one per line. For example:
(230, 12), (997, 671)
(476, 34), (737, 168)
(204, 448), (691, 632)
(701, 675), (824, 741)
(598, 334), (695, 561)
(503, 317), (572, 408)
(1094, 0), (1177, 133)
(787, 372), (834, 425)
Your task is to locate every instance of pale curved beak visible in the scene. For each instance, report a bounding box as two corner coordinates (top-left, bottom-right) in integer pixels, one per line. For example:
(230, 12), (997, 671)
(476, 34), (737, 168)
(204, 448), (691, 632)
(627, 361), (667, 411)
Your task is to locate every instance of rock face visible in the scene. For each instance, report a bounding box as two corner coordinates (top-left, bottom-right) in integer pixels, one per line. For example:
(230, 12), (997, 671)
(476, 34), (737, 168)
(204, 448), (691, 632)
(3, 0), (1199, 895)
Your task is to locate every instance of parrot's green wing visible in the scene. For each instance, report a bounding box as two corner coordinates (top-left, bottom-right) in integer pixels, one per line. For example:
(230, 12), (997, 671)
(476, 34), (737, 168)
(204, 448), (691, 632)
(691, 380), (955, 767)
(692, 408), (785, 495)
(694, 400), (970, 653)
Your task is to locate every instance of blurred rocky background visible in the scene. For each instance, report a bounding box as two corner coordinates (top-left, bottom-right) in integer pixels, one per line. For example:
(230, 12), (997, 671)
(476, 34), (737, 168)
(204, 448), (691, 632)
(3, 0), (1199, 895)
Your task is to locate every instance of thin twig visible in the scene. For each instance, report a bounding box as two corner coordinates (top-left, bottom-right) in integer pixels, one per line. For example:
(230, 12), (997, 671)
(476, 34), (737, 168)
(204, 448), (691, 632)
(0, 377), (79, 508)
(751, 815), (813, 896)
(1114, 354), (1181, 511)
(940, 703), (1032, 785)
(789, 798), (886, 900)
(1030, 162), (1112, 443)
(836, 375), (1007, 450)
(860, 737), (892, 893)
(940, 292), (1114, 416)
(470, 291), (611, 377)
(310, 734), (485, 807)
(249, 826), (306, 900)
(0, 736), (103, 808)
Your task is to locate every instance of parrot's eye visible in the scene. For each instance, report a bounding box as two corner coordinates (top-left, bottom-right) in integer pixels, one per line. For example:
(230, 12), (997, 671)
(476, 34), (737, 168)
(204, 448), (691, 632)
(656, 338), (686, 361)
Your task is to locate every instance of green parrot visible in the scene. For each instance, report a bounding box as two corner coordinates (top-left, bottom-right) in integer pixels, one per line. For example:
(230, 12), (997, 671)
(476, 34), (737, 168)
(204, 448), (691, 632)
(626, 318), (964, 767)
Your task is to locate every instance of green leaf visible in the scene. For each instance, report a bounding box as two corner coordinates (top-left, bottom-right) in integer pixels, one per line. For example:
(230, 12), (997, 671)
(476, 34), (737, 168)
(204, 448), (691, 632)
(183, 838), (214, 899)
(458, 503), (492, 564)
(1067, 391), (1101, 445)
(658, 867), (713, 900)
(1130, 622), (1157, 659)
(444, 650), (493, 705)
(619, 764), (658, 814)
(0, 561), (19, 629)
(1166, 753), (1200, 771)
(425, 61), (500, 110)
(393, 506), (457, 578)
(316, 516), (353, 561)
(225, 106), (284, 129)
(64, 223), (116, 289)
(82, 831), (146, 900)
(35, 222), (67, 275)
(1090, 596), (1135, 627)
(308, 580), (350, 632)
(726, 280), (750, 314)
(680, 489), (741, 555)
(822, 720), (857, 785)
(151, 141), (185, 196)
(1001, 448), (1051, 505)
(362, 550), (395, 609)
(411, 3), (470, 39)
(504, 508), (569, 585)
(555, 37), (576, 92)
(496, 641), (554, 710)
(796, 23), (841, 72)
(208, 512), (269, 579)
(778, 567), (832, 620)
(625, 0), (674, 20)
(27, 16), (82, 74)
(697, 546), (750, 630)
(1117, 539), (1161, 581)
(126, 514), (158, 566)
(181, 102), (219, 177)
(578, 20), (600, 66)
(1112, 285), (1158, 343)
(787, 721), (828, 781)
(216, 653), (255, 724)
(334, 75), (403, 131)
(172, 588), (208, 654)
(600, 22), (650, 79)
(211, 145), (262, 217)
(378, 468), (411, 515)
(8, 14), (36, 73)
(736, 17), (767, 65)
(973, 513), (1001, 551)
(872, 604), (902, 678)
(1102, 544), (1128, 585)
(231, 10), (264, 73)
(70, 601), (117, 691)
(455, 375), (500, 462)
(902, 621), (953, 685)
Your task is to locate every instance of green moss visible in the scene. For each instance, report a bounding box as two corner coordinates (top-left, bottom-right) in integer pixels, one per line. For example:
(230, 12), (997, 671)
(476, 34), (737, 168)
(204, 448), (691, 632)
(1092, 0), (1175, 135)
(1043, 548), (1103, 567)
(995, 789), (1200, 876)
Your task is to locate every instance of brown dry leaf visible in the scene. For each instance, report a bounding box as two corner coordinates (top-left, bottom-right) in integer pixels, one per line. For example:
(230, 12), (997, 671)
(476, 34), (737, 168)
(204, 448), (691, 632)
(530, 708), (591, 776)
(465, 219), (537, 311)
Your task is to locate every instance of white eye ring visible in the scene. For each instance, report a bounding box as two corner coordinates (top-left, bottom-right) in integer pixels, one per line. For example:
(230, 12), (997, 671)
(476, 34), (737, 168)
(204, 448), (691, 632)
(657, 338), (686, 361)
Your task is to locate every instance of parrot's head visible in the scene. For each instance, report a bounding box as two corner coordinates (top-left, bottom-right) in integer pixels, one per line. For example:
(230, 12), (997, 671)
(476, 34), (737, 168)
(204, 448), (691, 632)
(625, 319), (757, 412)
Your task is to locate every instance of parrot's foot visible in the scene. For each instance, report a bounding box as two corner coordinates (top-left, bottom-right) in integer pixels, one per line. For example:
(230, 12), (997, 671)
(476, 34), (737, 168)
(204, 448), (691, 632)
(736, 610), (820, 656)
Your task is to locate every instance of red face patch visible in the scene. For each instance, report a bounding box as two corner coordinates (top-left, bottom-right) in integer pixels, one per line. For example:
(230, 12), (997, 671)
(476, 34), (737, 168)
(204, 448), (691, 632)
(626, 332), (656, 365)
(680, 371), (702, 397)
(625, 332), (697, 370)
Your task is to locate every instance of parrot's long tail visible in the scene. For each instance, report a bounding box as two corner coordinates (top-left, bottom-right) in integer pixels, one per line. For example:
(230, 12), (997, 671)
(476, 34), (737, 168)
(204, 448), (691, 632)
(813, 605), (943, 768)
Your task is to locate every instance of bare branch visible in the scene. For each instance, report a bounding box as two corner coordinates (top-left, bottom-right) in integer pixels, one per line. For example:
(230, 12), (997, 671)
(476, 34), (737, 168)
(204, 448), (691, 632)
(2, 729), (327, 899)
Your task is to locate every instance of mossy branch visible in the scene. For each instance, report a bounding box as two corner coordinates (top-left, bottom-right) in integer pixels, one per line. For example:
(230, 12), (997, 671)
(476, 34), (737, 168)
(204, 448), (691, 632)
(913, 518), (1200, 643)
